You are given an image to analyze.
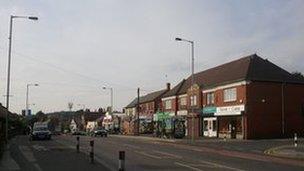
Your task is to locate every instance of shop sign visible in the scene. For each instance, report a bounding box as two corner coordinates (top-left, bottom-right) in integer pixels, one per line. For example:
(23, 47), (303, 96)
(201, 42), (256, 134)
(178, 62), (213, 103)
(202, 106), (216, 115)
(177, 110), (188, 116)
(215, 105), (244, 116)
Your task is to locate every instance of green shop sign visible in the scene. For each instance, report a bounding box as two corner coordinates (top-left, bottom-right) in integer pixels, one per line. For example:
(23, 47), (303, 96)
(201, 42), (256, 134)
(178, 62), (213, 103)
(201, 106), (216, 115)
(154, 112), (172, 121)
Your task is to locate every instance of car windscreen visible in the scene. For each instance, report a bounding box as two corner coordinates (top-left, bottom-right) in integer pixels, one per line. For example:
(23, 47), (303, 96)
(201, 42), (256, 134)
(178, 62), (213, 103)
(34, 127), (48, 131)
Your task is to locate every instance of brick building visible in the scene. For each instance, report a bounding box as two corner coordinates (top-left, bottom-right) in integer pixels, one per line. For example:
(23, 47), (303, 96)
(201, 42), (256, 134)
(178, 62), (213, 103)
(162, 54), (304, 139)
(125, 83), (170, 134)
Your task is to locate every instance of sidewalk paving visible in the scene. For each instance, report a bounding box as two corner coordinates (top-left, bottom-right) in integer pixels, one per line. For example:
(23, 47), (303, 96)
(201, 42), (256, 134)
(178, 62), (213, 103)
(0, 145), (20, 170)
(265, 145), (304, 160)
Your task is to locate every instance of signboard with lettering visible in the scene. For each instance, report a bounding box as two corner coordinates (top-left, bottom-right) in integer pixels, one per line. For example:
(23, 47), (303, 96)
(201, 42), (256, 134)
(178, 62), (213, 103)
(215, 105), (245, 116)
(201, 106), (216, 115)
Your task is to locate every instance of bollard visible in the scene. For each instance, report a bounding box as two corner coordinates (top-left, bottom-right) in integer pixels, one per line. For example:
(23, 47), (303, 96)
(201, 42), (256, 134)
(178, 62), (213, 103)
(90, 140), (94, 163)
(76, 136), (80, 153)
(118, 151), (125, 171)
(294, 133), (298, 147)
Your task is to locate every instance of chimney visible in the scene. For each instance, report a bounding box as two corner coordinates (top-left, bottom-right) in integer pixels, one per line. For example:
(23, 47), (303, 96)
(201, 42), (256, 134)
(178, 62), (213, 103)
(166, 83), (171, 90)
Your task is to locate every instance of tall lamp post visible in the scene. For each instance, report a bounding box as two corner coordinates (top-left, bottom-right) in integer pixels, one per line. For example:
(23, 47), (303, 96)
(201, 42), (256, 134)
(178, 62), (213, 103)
(26, 83), (39, 116)
(102, 86), (113, 114)
(5, 15), (38, 143)
(175, 37), (195, 143)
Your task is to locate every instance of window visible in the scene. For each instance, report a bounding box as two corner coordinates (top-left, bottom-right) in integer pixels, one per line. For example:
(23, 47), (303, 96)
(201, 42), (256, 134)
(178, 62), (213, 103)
(203, 120), (208, 131)
(190, 95), (197, 106)
(179, 97), (187, 106)
(224, 88), (237, 102)
(206, 92), (214, 105)
(165, 100), (172, 109)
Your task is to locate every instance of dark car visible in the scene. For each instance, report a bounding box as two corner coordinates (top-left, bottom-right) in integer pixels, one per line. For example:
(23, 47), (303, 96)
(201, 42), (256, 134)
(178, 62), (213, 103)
(72, 131), (87, 136)
(30, 127), (52, 140)
(92, 128), (108, 137)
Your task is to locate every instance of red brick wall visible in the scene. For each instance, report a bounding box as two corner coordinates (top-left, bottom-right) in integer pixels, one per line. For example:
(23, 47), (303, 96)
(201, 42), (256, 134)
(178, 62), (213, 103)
(246, 81), (304, 139)
(284, 84), (304, 137)
(139, 101), (155, 118)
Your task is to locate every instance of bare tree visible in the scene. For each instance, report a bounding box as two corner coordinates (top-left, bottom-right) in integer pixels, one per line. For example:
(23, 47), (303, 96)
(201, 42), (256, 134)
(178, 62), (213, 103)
(68, 102), (73, 111)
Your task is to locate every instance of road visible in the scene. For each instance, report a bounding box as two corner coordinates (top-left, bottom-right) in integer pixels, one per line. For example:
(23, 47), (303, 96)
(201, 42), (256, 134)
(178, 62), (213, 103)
(0, 135), (109, 171)
(1, 135), (303, 171)
(55, 135), (304, 171)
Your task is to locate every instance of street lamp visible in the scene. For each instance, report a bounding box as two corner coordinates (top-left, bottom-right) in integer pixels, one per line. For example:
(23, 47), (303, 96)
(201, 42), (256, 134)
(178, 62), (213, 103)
(175, 37), (195, 143)
(102, 86), (113, 114)
(5, 15), (38, 143)
(26, 84), (39, 116)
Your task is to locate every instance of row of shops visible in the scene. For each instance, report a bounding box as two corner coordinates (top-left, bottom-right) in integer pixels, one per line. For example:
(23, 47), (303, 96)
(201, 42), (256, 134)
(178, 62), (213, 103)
(135, 104), (245, 139)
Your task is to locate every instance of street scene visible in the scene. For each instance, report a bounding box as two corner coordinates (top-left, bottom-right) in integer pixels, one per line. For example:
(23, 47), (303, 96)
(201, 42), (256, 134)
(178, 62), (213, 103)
(1, 1), (304, 171)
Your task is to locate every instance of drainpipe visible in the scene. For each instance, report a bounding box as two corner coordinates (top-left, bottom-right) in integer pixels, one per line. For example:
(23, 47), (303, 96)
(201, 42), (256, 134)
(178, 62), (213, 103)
(281, 83), (285, 136)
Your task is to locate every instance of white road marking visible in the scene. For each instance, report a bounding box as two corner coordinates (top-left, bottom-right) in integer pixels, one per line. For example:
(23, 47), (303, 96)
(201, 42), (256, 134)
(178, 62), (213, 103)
(200, 160), (245, 171)
(123, 144), (141, 150)
(32, 145), (48, 151)
(33, 163), (43, 171)
(153, 150), (182, 159)
(19, 146), (36, 162)
(175, 162), (203, 171)
(134, 150), (162, 159)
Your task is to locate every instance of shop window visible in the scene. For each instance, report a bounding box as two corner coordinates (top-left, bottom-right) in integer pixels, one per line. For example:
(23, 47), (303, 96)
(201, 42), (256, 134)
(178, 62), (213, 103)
(224, 88), (237, 102)
(203, 120), (208, 131)
(212, 120), (217, 131)
(207, 92), (215, 105)
(165, 100), (172, 109)
(190, 95), (197, 106)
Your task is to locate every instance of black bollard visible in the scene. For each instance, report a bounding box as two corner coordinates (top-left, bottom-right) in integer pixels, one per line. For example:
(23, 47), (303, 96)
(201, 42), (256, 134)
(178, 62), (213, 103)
(76, 136), (80, 153)
(118, 151), (125, 171)
(90, 140), (94, 163)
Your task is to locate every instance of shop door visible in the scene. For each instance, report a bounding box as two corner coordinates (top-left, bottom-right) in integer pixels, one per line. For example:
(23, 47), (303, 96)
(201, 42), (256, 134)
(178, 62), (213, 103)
(203, 117), (217, 137)
(230, 119), (237, 139)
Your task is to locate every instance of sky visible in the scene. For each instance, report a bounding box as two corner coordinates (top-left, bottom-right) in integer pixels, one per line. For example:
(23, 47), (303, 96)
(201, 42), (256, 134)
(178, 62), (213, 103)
(0, 0), (303, 114)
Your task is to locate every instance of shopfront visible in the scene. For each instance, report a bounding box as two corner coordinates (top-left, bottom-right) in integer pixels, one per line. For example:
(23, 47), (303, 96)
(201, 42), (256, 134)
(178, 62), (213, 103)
(201, 106), (217, 137)
(215, 105), (244, 139)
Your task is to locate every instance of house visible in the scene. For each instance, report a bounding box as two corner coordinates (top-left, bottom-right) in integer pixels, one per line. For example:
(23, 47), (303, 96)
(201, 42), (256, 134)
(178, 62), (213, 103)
(162, 54), (304, 139)
(124, 83), (171, 134)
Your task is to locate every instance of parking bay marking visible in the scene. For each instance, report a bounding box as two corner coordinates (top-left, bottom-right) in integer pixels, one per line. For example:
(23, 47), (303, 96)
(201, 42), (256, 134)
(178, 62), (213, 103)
(153, 150), (183, 159)
(134, 150), (162, 159)
(175, 162), (203, 171)
(199, 160), (245, 171)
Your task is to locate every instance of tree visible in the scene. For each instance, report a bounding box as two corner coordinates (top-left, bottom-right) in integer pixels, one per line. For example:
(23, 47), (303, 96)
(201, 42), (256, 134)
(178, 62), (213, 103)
(36, 111), (47, 122)
(68, 102), (73, 111)
(291, 71), (304, 79)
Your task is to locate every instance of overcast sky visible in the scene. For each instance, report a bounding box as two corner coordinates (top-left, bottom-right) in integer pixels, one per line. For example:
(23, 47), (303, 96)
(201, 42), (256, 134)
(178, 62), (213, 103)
(0, 0), (303, 114)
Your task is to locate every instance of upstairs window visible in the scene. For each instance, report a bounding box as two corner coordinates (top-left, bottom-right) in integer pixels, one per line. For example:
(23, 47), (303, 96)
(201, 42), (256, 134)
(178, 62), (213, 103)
(179, 97), (187, 106)
(165, 100), (172, 109)
(190, 95), (197, 106)
(206, 92), (215, 105)
(224, 88), (237, 102)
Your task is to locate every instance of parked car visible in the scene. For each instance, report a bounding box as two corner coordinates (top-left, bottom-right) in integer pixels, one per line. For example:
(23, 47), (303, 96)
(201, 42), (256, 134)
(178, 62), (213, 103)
(30, 126), (52, 141)
(92, 128), (108, 137)
(72, 131), (87, 136)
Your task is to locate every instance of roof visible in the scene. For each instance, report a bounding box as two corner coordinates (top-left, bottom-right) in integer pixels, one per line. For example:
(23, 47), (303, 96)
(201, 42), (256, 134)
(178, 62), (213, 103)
(169, 54), (304, 95)
(125, 89), (169, 108)
(162, 79), (186, 98)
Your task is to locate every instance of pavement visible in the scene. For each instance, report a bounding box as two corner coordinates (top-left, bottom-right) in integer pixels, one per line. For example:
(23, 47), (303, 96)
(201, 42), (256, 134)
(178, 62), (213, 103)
(264, 145), (304, 160)
(0, 135), (110, 171)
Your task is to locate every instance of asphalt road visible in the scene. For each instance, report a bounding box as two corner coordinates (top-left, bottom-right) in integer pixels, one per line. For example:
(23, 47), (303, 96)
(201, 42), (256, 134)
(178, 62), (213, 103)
(1, 135), (110, 171)
(55, 135), (304, 171)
